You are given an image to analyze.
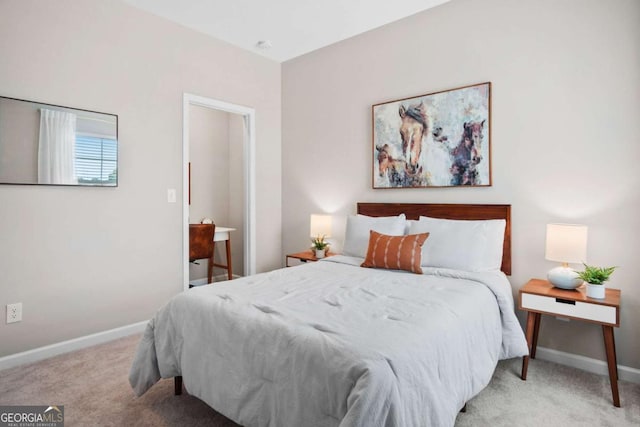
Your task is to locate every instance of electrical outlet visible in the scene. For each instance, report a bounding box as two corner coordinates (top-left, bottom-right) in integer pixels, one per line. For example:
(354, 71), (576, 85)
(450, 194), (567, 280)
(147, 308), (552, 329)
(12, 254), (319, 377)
(6, 303), (22, 324)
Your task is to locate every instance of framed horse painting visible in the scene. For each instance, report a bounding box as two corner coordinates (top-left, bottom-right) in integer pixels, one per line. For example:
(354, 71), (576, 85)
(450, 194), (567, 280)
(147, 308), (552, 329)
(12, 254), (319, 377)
(372, 82), (491, 189)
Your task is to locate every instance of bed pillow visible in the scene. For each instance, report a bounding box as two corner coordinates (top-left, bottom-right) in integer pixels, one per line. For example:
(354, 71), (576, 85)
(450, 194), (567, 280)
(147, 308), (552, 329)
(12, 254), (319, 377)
(404, 219), (420, 235)
(408, 216), (506, 272)
(343, 214), (406, 258)
(361, 230), (429, 274)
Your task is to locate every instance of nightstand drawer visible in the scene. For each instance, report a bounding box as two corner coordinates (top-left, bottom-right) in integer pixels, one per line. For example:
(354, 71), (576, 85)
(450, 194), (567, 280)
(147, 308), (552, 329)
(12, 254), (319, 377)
(521, 293), (617, 324)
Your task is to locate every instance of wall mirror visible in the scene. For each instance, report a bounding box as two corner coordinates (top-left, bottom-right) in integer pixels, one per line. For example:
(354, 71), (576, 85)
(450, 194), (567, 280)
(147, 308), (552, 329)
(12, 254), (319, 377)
(0, 95), (118, 187)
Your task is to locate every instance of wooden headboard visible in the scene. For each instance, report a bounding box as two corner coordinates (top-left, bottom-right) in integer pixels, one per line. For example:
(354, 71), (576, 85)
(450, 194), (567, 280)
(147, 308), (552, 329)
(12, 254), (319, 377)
(357, 203), (512, 275)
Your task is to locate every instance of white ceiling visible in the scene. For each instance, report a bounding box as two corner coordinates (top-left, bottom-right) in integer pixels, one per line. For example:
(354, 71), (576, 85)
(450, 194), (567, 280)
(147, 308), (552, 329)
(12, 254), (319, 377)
(122, 0), (451, 62)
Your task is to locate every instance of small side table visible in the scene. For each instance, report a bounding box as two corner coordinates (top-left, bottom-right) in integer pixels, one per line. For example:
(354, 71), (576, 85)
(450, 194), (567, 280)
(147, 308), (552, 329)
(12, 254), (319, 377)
(519, 278), (621, 407)
(285, 251), (336, 267)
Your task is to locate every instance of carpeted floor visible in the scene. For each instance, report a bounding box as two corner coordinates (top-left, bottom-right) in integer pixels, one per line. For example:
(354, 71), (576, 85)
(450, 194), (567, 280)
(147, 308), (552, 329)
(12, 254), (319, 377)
(0, 334), (638, 426)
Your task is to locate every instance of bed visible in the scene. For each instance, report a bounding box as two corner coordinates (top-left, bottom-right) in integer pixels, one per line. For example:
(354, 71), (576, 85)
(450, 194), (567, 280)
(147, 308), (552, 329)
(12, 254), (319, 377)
(129, 203), (528, 427)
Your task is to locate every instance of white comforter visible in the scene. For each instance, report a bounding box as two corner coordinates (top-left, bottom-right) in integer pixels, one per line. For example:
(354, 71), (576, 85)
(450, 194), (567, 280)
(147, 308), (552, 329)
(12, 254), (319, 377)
(129, 256), (528, 427)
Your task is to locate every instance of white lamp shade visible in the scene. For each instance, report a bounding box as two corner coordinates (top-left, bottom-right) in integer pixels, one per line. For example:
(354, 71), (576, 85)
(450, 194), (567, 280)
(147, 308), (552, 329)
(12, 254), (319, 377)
(310, 214), (332, 238)
(545, 223), (588, 264)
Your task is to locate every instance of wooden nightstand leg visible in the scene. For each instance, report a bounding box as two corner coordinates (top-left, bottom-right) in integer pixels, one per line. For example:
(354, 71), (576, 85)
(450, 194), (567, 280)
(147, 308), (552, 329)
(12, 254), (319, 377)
(613, 334), (619, 381)
(603, 325), (620, 407)
(521, 358), (529, 381)
(521, 311), (537, 380)
(530, 313), (541, 359)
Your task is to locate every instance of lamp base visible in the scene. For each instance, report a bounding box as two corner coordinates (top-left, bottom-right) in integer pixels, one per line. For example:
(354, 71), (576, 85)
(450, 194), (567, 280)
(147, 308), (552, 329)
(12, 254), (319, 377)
(547, 266), (583, 289)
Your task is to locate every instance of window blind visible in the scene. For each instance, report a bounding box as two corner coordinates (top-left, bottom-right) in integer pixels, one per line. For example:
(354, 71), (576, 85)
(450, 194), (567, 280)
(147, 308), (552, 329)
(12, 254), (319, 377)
(75, 135), (117, 184)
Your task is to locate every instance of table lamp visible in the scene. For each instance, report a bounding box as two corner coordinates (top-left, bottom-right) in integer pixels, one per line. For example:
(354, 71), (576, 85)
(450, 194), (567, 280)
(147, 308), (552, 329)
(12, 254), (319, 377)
(545, 223), (588, 289)
(310, 214), (332, 240)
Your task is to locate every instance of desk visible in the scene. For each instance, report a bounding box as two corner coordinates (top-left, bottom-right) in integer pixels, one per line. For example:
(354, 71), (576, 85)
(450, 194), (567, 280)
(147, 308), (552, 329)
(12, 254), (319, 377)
(213, 227), (235, 281)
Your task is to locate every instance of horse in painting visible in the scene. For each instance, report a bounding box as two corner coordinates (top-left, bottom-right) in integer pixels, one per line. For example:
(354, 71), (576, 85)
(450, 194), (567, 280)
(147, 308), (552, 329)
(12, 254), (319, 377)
(449, 120), (485, 185)
(376, 143), (425, 187)
(398, 102), (428, 175)
(376, 144), (394, 178)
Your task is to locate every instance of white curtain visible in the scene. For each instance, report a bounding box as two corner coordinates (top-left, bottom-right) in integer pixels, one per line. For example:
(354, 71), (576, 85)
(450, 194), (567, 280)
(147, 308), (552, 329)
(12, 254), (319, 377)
(38, 108), (77, 184)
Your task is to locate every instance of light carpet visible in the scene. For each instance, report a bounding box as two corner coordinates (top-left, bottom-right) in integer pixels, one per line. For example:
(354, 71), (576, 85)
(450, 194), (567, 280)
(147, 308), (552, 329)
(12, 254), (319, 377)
(0, 334), (638, 426)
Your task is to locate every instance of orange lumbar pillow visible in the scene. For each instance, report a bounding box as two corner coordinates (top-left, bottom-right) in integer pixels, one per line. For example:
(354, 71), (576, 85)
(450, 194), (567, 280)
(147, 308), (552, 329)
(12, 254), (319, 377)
(361, 230), (429, 274)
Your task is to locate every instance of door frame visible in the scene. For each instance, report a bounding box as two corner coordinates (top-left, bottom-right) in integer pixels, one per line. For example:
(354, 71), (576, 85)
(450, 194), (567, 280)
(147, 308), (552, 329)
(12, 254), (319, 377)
(182, 93), (256, 291)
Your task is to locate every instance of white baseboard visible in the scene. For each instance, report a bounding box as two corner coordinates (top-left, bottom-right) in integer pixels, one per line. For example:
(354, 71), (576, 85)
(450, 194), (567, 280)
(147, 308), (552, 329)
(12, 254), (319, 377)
(190, 274), (242, 287)
(536, 346), (640, 384)
(0, 320), (148, 371)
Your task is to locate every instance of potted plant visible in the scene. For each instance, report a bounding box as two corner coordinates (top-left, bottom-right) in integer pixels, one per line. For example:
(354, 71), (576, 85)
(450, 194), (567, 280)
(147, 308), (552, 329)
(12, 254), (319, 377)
(311, 235), (330, 259)
(575, 263), (616, 299)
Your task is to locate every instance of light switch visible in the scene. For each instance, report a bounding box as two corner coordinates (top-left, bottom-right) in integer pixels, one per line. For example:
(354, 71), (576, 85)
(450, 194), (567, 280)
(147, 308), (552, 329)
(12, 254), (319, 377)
(167, 188), (177, 203)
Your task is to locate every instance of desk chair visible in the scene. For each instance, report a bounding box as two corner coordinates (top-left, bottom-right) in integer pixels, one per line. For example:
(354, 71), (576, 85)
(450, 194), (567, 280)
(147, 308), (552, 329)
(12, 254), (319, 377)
(189, 223), (215, 284)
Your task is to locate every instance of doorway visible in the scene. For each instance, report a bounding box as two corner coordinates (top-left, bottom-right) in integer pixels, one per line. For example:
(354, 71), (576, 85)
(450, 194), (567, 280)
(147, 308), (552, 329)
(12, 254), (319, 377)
(182, 93), (256, 291)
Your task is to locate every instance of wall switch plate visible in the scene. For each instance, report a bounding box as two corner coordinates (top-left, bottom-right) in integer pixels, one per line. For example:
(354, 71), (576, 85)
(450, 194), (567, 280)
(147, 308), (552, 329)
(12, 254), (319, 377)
(6, 303), (22, 324)
(167, 188), (177, 203)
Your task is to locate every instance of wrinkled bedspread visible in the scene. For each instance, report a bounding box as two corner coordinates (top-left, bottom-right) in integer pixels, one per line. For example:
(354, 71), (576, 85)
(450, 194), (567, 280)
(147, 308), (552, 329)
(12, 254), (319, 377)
(130, 256), (527, 427)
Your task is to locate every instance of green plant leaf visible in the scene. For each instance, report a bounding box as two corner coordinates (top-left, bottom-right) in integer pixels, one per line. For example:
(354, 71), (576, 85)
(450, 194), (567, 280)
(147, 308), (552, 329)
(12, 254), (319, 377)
(575, 263), (617, 285)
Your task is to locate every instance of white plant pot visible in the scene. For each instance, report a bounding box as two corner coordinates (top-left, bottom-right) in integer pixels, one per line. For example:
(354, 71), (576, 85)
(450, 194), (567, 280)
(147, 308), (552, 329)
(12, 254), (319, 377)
(314, 249), (326, 259)
(586, 283), (605, 299)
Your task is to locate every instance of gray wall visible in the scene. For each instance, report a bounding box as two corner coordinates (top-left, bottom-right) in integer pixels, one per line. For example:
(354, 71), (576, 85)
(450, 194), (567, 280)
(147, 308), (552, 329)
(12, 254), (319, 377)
(0, 0), (281, 357)
(282, 0), (640, 369)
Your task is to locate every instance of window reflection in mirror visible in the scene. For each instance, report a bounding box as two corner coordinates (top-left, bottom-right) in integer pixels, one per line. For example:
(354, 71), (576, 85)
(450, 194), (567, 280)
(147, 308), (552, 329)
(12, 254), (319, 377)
(0, 96), (118, 186)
